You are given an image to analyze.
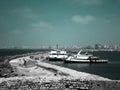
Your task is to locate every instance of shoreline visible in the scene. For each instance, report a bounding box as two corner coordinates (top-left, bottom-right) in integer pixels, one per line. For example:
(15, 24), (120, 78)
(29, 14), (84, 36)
(0, 53), (120, 89)
(0, 51), (118, 81)
(9, 53), (110, 80)
(0, 52), (111, 81)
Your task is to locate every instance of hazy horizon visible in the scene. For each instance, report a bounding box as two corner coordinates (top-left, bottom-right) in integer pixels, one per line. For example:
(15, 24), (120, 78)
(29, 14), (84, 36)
(0, 0), (120, 47)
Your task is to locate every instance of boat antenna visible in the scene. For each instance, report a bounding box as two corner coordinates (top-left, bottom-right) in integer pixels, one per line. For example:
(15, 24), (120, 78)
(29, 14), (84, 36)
(77, 50), (81, 55)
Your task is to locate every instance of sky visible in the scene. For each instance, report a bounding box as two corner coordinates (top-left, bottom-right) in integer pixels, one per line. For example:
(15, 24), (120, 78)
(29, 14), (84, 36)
(0, 0), (120, 47)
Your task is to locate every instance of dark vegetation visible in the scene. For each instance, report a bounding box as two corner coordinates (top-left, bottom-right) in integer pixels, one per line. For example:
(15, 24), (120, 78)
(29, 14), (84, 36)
(0, 56), (15, 78)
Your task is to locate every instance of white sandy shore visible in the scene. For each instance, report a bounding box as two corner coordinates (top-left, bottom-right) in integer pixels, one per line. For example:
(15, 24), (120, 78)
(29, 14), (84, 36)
(36, 60), (110, 81)
(5, 54), (110, 81)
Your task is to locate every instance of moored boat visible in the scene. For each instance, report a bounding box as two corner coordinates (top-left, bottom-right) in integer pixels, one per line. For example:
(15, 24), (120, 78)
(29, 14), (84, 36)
(64, 50), (108, 63)
(48, 50), (68, 61)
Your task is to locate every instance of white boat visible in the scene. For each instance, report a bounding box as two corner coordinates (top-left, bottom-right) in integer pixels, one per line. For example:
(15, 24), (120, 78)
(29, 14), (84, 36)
(48, 50), (68, 61)
(75, 50), (92, 60)
(64, 50), (108, 63)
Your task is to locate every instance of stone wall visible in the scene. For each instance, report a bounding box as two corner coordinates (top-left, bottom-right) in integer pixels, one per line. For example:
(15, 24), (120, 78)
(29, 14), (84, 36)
(0, 78), (120, 90)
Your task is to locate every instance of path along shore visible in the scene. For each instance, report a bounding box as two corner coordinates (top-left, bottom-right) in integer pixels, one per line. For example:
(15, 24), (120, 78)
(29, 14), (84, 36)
(0, 52), (120, 90)
(8, 53), (110, 81)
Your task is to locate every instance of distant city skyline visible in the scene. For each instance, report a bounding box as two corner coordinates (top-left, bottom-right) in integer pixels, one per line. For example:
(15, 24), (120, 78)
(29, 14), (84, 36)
(0, 0), (120, 47)
(1, 44), (120, 50)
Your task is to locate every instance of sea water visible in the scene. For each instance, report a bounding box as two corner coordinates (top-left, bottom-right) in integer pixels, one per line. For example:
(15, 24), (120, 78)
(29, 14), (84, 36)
(48, 51), (120, 80)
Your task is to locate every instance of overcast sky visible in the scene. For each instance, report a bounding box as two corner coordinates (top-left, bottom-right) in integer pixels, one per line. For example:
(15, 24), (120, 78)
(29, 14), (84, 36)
(0, 0), (120, 47)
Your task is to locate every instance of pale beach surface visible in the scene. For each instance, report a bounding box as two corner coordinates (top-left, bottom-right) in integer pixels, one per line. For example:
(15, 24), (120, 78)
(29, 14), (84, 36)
(6, 54), (110, 81)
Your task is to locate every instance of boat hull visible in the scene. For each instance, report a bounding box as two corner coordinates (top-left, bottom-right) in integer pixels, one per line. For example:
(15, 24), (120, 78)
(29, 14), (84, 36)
(48, 58), (65, 61)
(64, 59), (108, 63)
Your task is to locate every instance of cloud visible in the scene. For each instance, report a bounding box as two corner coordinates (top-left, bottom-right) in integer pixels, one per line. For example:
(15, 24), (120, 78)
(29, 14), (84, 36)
(31, 22), (53, 30)
(72, 15), (96, 24)
(13, 7), (40, 18)
(66, 0), (103, 5)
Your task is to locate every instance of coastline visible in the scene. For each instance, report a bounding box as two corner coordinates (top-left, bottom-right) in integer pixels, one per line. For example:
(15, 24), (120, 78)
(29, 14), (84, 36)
(0, 52), (120, 89)
(8, 53), (110, 81)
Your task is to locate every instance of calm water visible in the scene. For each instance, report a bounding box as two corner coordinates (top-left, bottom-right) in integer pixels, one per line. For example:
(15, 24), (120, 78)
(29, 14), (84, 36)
(0, 49), (48, 56)
(48, 51), (120, 80)
(0, 49), (120, 80)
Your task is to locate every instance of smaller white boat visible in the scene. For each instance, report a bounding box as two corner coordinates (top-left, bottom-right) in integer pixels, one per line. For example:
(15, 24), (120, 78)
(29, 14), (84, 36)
(75, 50), (92, 60)
(48, 50), (68, 61)
(64, 50), (108, 63)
